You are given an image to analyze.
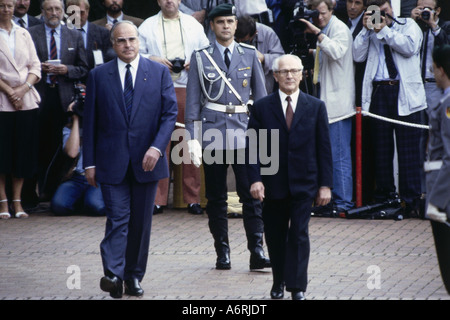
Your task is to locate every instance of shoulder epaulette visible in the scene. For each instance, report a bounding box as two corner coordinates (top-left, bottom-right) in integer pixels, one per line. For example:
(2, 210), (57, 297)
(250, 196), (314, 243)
(238, 42), (256, 50)
(196, 44), (212, 52)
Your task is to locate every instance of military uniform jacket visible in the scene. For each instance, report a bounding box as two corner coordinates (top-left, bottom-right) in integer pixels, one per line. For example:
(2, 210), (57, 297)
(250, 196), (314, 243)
(426, 90), (450, 219)
(185, 41), (267, 150)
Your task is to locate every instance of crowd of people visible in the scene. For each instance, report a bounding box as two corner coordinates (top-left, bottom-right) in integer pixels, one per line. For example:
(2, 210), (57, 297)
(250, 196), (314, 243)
(0, 0), (444, 216)
(0, 0), (449, 299)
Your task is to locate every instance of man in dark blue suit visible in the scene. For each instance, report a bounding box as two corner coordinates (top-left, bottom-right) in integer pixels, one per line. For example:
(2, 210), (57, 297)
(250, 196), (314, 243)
(246, 54), (333, 300)
(83, 21), (178, 298)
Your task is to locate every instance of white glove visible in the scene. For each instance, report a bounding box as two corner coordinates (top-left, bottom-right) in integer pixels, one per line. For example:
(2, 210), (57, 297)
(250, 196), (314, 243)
(187, 139), (202, 168)
(426, 203), (448, 224)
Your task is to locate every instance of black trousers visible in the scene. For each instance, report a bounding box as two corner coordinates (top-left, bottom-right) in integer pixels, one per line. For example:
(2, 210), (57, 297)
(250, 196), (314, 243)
(430, 220), (450, 294)
(263, 197), (312, 292)
(202, 149), (264, 239)
(369, 83), (422, 206)
(38, 85), (66, 198)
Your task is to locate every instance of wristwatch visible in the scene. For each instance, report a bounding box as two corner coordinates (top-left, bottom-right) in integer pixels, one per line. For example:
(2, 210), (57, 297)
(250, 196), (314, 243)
(25, 81), (33, 90)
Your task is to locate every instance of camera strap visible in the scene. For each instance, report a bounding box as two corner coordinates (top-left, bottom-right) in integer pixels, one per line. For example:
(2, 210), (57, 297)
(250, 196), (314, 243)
(202, 49), (245, 105)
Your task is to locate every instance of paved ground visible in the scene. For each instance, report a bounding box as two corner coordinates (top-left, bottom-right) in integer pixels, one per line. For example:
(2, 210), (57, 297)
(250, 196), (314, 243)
(1, 203), (449, 302)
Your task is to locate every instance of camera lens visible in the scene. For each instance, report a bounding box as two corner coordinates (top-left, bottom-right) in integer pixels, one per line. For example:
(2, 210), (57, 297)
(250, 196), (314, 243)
(421, 10), (430, 20)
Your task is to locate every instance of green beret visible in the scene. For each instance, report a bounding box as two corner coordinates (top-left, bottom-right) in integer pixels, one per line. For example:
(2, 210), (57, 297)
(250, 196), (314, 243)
(208, 3), (237, 20)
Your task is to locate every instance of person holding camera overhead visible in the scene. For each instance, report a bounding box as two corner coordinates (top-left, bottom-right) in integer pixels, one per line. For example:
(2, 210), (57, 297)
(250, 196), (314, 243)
(138, 0), (209, 216)
(411, 0), (450, 203)
(353, 0), (427, 216)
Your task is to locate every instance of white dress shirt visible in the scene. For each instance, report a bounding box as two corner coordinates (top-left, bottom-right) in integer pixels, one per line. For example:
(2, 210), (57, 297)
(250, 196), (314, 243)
(117, 54), (140, 90)
(278, 89), (300, 117)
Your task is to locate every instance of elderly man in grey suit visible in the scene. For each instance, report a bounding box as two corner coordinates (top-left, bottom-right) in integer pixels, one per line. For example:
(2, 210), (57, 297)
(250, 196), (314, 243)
(28, 0), (88, 200)
(185, 3), (270, 271)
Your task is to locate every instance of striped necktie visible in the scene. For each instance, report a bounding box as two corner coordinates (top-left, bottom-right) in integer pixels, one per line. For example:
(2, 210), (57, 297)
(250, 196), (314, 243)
(49, 29), (58, 83)
(124, 64), (134, 119)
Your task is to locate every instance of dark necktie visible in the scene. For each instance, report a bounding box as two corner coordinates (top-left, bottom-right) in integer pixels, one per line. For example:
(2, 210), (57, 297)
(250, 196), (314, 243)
(113, 19), (118, 25)
(49, 29), (58, 83)
(18, 18), (25, 28)
(383, 44), (398, 79)
(124, 64), (134, 119)
(224, 48), (230, 69)
(347, 19), (352, 29)
(286, 96), (294, 130)
(421, 30), (429, 81)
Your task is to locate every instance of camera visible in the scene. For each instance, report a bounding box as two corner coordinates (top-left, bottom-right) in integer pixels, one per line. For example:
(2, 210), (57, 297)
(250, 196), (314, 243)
(287, 2), (319, 71)
(290, 1), (320, 33)
(170, 57), (185, 74)
(368, 9), (386, 17)
(67, 84), (85, 118)
(421, 7), (433, 21)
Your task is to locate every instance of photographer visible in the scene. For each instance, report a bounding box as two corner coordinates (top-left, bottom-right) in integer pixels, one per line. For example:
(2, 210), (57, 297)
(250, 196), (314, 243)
(299, 0), (355, 216)
(50, 93), (105, 216)
(138, 0), (209, 215)
(353, 0), (426, 216)
(411, 0), (450, 206)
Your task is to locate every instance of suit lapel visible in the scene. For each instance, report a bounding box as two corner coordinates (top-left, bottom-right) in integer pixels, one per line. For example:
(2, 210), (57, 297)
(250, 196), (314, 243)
(108, 59), (129, 123)
(35, 25), (48, 61)
(271, 92), (289, 131)
(0, 32), (19, 73)
(228, 45), (241, 73)
(212, 44), (227, 71)
(291, 91), (309, 130)
(129, 57), (148, 123)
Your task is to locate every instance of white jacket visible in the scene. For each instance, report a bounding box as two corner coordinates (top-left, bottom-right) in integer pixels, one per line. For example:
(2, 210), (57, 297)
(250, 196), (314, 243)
(138, 11), (209, 88)
(353, 17), (427, 116)
(317, 16), (355, 121)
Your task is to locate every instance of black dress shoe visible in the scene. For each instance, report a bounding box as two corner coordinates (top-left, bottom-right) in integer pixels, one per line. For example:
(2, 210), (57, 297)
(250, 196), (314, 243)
(270, 282), (284, 299)
(153, 205), (163, 215)
(100, 275), (123, 298)
(187, 203), (203, 215)
(124, 278), (144, 297)
(291, 291), (306, 300)
(214, 237), (231, 270)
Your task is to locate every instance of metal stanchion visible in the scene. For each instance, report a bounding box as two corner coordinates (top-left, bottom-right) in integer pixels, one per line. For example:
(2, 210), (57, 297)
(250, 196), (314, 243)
(355, 107), (362, 208)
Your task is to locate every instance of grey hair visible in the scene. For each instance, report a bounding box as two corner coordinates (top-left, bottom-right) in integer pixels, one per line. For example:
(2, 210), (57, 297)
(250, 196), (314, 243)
(110, 20), (139, 43)
(272, 54), (303, 72)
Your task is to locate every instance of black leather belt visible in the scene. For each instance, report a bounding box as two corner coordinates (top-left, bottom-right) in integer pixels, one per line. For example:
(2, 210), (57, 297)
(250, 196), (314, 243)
(46, 83), (58, 88)
(424, 78), (436, 83)
(373, 80), (399, 86)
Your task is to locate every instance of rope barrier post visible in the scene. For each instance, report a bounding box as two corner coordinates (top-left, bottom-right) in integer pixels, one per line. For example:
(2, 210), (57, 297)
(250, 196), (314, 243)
(356, 107), (362, 208)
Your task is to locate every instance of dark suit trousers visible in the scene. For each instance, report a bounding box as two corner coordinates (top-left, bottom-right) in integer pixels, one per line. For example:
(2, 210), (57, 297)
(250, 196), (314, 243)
(369, 84), (422, 206)
(263, 197), (312, 292)
(202, 149), (264, 239)
(100, 166), (158, 282)
(430, 221), (450, 294)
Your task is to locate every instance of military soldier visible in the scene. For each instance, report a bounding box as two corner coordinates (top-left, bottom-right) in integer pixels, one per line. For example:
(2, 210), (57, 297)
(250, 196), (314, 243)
(425, 44), (450, 294)
(185, 3), (270, 271)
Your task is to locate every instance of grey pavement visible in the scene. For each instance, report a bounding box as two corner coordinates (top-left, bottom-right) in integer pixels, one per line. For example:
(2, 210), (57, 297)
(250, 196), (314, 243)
(0, 205), (449, 301)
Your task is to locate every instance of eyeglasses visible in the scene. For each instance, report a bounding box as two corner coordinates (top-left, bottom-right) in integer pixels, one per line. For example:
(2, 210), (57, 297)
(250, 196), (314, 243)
(275, 69), (303, 76)
(115, 37), (138, 45)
